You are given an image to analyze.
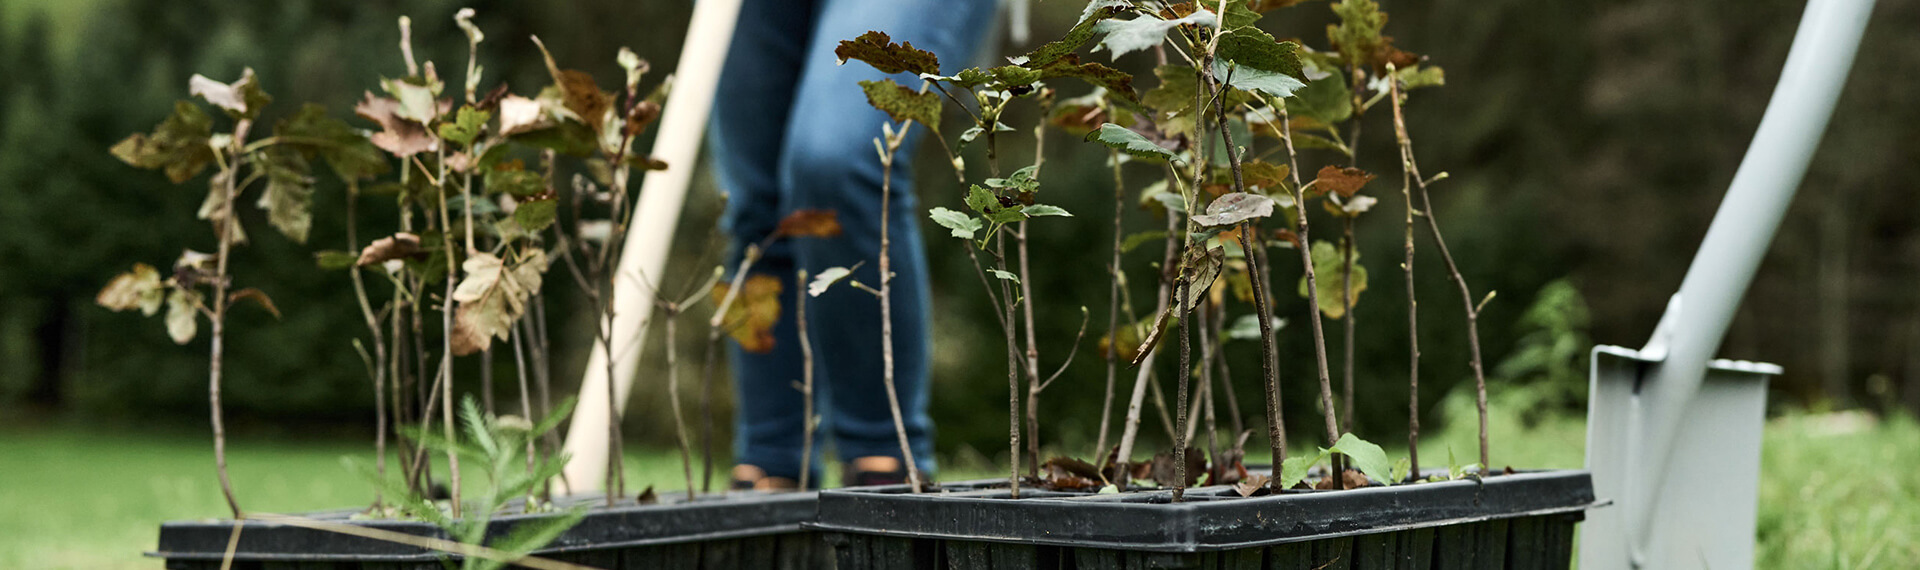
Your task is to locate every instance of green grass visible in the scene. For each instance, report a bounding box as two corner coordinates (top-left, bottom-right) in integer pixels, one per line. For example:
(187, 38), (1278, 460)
(2, 404), (1915, 569)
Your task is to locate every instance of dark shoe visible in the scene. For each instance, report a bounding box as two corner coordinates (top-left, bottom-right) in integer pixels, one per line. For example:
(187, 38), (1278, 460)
(730, 464), (799, 491)
(843, 456), (920, 488)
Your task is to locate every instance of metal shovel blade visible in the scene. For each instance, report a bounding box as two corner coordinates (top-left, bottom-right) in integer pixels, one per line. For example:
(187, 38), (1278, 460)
(1581, 345), (1780, 570)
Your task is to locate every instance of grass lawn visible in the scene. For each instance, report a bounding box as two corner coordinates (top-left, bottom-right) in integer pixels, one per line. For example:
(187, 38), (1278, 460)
(2, 404), (1914, 568)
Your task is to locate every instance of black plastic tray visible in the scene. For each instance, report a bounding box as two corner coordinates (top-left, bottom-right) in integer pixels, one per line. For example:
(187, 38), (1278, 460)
(812, 470), (1600, 569)
(150, 490), (829, 569)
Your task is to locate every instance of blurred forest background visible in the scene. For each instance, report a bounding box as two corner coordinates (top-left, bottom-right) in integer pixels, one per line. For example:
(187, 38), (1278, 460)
(3, 0), (1919, 462)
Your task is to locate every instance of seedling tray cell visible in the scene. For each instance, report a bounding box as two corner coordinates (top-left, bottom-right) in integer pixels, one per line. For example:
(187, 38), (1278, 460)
(150, 490), (829, 569)
(813, 470), (1597, 569)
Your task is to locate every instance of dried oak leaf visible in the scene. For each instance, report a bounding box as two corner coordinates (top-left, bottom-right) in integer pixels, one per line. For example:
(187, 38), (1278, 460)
(1312, 165), (1374, 198)
(773, 209), (844, 239)
(834, 31), (940, 76)
(357, 233), (424, 267)
(355, 92), (436, 157)
(712, 274), (783, 354)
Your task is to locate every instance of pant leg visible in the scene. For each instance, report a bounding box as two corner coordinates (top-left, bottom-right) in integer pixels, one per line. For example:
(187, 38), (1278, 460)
(710, 0), (824, 482)
(780, 0), (998, 477)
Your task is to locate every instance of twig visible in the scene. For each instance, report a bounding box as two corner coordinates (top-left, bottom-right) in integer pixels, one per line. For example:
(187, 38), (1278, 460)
(1387, 68), (1423, 477)
(795, 270), (816, 491)
(1097, 148), (1125, 458)
(876, 122), (924, 492)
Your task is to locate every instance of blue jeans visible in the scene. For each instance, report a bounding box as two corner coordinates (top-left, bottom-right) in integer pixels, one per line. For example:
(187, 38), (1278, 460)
(709, 0), (995, 483)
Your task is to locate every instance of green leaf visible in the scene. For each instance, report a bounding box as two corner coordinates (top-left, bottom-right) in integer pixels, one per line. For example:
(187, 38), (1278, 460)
(986, 65), (1044, 89)
(315, 250), (359, 270)
(1390, 457), (1412, 485)
(513, 198), (559, 232)
(164, 288), (201, 345)
(964, 185), (999, 215)
(475, 508), (587, 570)
(1031, 56), (1138, 104)
(929, 207), (981, 240)
(529, 397), (576, 438)
(1330, 432), (1392, 486)
(990, 269), (1020, 283)
(835, 31), (940, 76)
(1226, 314), (1283, 341)
(1216, 60), (1307, 99)
(858, 79), (941, 133)
(1085, 123), (1175, 161)
(809, 267), (855, 297)
(382, 77), (441, 124)
(484, 165), (546, 197)
(275, 104), (388, 180)
(1141, 65), (1198, 119)
(111, 101), (215, 184)
(460, 395), (499, 461)
(1024, 204), (1071, 217)
(257, 148), (315, 243)
(437, 106), (491, 147)
(1121, 230), (1168, 254)
(1297, 240), (1367, 319)
(1094, 10), (1217, 60)
(1217, 28), (1303, 78)
(1286, 71), (1353, 126)
(1397, 64), (1445, 90)
(1329, 0), (1388, 70)
(1021, 0), (1131, 67)
(1277, 449), (1330, 489)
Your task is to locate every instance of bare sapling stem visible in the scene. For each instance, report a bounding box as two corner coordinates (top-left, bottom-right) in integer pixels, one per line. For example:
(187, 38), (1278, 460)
(511, 326), (536, 484)
(663, 304), (695, 500)
(877, 122), (924, 492)
(703, 249), (764, 493)
(1388, 69), (1422, 477)
(1174, 278), (1191, 502)
(209, 119), (252, 519)
(795, 270), (816, 492)
(1277, 106), (1341, 448)
(346, 181), (391, 510)
(1097, 148), (1124, 458)
(1393, 77), (1489, 475)
(1114, 208), (1182, 487)
(433, 158), (462, 517)
(1340, 219), (1356, 434)
(1209, 301), (1242, 438)
(480, 347), (494, 414)
(1199, 306), (1219, 467)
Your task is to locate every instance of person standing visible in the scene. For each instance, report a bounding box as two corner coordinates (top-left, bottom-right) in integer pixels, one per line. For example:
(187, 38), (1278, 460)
(709, 0), (997, 488)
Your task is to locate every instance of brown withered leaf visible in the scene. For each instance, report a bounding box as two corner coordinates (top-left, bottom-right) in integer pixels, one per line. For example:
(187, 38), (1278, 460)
(1312, 165), (1374, 198)
(1272, 228), (1303, 249)
(773, 209), (843, 239)
(531, 36), (615, 132)
(712, 274), (783, 354)
(636, 485), (658, 505)
(227, 288), (281, 319)
(450, 250), (549, 356)
(624, 101), (661, 138)
(833, 31), (940, 76)
(1039, 457), (1106, 491)
(97, 263), (167, 316)
(355, 92), (435, 157)
(1234, 474), (1271, 497)
(1147, 449), (1207, 487)
(357, 233), (423, 267)
(1240, 160), (1290, 191)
